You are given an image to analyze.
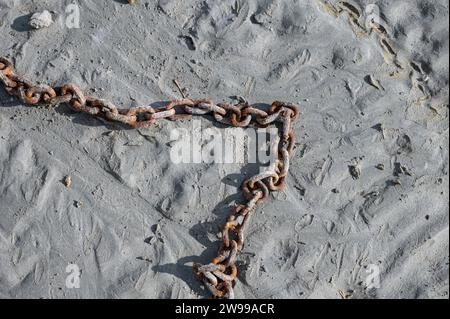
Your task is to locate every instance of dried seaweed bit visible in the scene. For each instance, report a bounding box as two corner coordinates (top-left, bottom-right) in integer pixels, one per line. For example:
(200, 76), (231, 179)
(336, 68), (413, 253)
(394, 59), (405, 71)
(387, 179), (402, 187)
(151, 224), (161, 234)
(364, 75), (384, 90)
(316, 0), (339, 17)
(338, 289), (354, 299)
(379, 37), (397, 57)
(417, 83), (430, 97)
(231, 1), (240, 15)
(337, 1), (361, 18)
(144, 236), (157, 245)
(179, 35), (196, 51)
(294, 185), (306, 196)
(394, 162), (412, 177)
(375, 23), (387, 36)
(410, 61), (423, 74)
(332, 51), (344, 70)
(393, 162), (403, 177)
(348, 16), (368, 37)
(371, 123), (384, 134)
(396, 134), (413, 154)
(173, 79), (188, 98)
(349, 164), (361, 180)
(367, 19), (388, 36)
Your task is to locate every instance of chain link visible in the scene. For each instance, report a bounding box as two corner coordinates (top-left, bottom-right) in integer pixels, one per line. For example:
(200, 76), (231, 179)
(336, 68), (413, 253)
(0, 57), (300, 299)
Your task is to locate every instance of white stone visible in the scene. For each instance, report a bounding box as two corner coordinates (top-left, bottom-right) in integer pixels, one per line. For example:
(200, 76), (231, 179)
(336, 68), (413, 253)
(29, 10), (53, 29)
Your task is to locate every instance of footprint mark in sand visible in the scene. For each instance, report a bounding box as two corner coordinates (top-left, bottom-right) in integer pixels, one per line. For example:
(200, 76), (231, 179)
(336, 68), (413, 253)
(295, 214), (315, 233)
(315, 0), (433, 105)
(34, 259), (45, 284)
(268, 49), (311, 83)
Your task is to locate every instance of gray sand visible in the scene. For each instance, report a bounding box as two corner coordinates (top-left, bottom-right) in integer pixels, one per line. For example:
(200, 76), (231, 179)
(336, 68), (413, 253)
(0, 0), (448, 298)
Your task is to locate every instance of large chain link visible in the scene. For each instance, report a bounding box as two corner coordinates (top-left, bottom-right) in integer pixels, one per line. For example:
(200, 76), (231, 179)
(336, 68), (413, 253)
(0, 57), (299, 299)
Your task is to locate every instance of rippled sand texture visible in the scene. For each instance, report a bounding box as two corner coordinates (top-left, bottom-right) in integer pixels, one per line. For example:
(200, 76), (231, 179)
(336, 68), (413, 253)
(0, 0), (448, 298)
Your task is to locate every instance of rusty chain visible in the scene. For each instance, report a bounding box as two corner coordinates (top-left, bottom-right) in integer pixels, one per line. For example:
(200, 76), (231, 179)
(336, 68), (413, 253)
(0, 57), (299, 299)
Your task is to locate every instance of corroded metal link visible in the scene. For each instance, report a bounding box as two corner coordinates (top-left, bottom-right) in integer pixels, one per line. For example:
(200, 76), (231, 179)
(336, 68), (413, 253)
(213, 264), (237, 282)
(7, 76), (48, 106)
(282, 109), (293, 139)
(5, 74), (35, 92)
(0, 71), (14, 88)
(214, 102), (252, 127)
(25, 85), (57, 104)
(267, 175), (287, 191)
(246, 171), (277, 188)
(241, 105), (268, 119)
(165, 99), (195, 110)
(49, 93), (73, 106)
(271, 101), (300, 121)
(169, 113), (193, 121)
(242, 180), (269, 204)
(235, 192), (263, 250)
(247, 189), (264, 210)
(61, 83), (86, 111)
(196, 263), (226, 273)
(85, 97), (119, 122)
(285, 131), (296, 155)
(76, 98), (101, 116)
(126, 106), (156, 128)
(218, 281), (235, 299)
(185, 106), (210, 115)
(0, 57), (13, 76)
(221, 221), (234, 249)
(278, 149), (290, 178)
(214, 103), (236, 125)
(207, 103), (227, 116)
(152, 108), (176, 120)
(0, 57), (300, 300)
(256, 108), (282, 126)
(202, 280), (234, 299)
(202, 278), (227, 298)
(223, 240), (239, 267)
(203, 271), (219, 286)
(212, 250), (230, 265)
(231, 113), (252, 127)
(230, 102), (253, 127)
(184, 100), (226, 116)
(87, 97), (119, 114)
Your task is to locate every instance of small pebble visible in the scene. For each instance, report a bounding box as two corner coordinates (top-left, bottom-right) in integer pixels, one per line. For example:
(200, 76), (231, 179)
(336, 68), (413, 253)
(29, 10), (53, 29)
(63, 175), (72, 188)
